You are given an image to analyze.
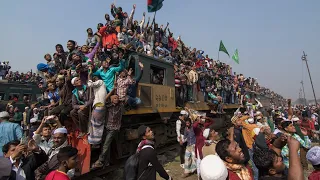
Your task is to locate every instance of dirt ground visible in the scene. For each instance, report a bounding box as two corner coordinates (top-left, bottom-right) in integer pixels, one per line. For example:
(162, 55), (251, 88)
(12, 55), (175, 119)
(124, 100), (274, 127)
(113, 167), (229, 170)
(157, 157), (198, 180)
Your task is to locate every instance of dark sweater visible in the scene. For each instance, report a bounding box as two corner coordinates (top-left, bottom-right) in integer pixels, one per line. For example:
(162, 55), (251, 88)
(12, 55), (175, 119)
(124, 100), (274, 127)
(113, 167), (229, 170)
(234, 127), (250, 163)
(137, 147), (169, 180)
(127, 70), (143, 98)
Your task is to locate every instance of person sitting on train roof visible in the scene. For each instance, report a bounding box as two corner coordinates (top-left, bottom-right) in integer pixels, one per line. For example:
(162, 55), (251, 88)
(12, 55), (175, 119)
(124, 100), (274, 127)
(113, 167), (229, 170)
(116, 68), (133, 102)
(45, 146), (78, 180)
(87, 67), (107, 145)
(136, 125), (172, 180)
(35, 127), (75, 180)
(0, 111), (23, 157)
(33, 116), (62, 155)
(42, 82), (60, 115)
(92, 85), (123, 169)
(127, 61), (143, 109)
(70, 77), (94, 138)
(49, 73), (73, 125)
(92, 57), (125, 93)
(3, 139), (48, 180)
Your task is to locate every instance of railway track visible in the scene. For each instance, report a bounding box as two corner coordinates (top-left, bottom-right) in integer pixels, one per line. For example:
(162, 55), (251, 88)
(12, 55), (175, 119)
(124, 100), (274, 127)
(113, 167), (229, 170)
(75, 143), (179, 180)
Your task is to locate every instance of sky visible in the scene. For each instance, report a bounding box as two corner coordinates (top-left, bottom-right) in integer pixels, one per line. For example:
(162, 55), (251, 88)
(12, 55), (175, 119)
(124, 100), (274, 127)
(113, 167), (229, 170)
(0, 0), (320, 100)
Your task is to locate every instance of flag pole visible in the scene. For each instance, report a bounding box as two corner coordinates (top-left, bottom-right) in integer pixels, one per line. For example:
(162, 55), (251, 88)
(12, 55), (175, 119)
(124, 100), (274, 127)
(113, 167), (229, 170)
(218, 51), (220, 61)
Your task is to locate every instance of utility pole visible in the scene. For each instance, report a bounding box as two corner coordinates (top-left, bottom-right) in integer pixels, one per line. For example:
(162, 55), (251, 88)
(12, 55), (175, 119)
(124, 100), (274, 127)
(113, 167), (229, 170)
(301, 51), (318, 106)
(300, 81), (307, 105)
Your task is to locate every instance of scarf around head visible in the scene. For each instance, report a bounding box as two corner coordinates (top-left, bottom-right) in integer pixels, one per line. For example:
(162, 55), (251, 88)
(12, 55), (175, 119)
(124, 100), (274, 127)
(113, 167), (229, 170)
(136, 139), (154, 153)
(224, 161), (252, 180)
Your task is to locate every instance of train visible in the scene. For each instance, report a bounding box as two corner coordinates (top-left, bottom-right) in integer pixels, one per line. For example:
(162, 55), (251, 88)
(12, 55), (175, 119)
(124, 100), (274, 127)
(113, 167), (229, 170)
(0, 53), (276, 179)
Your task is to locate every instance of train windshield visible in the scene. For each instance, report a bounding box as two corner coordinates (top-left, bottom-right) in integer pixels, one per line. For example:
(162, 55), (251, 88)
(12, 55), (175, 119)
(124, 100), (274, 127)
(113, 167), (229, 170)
(150, 65), (165, 85)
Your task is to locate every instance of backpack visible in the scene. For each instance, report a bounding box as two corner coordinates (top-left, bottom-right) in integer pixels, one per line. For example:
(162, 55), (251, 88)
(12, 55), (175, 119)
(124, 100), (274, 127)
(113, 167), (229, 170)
(124, 145), (154, 180)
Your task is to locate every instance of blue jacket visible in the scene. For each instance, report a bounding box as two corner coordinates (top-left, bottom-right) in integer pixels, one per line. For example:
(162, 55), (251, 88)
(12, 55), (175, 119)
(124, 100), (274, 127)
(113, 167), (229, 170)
(93, 60), (125, 92)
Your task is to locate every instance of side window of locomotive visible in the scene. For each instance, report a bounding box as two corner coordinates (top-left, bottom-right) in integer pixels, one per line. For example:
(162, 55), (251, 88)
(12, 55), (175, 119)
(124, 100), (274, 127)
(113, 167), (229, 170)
(150, 65), (165, 85)
(9, 93), (20, 101)
(23, 93), (32, 101)
(0, 92), (4, 100)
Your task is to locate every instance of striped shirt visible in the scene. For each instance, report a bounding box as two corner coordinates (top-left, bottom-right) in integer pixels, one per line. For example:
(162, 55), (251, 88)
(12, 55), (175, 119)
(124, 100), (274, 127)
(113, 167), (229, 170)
(281, 133), (311, 167)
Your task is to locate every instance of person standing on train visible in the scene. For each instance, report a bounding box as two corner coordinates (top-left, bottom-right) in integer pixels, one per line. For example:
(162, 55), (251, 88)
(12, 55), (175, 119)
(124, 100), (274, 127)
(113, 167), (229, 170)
(87, 66), (107, 145)
(136, 125), (173, 180)
(0, 111), (23, 157)
(92, 85), (123, 169)
(188, 66), (198, 103)
(70, 77), (94, 138)
(176, 110), (188, 168)
(127, 61), (144, 109)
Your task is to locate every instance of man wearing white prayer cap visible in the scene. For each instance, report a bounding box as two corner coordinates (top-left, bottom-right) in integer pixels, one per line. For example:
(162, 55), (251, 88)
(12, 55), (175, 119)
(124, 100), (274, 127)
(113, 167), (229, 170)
(176, 109), (189, 168)
(200, 155), (228, 180)
(35, 127), (73, 179)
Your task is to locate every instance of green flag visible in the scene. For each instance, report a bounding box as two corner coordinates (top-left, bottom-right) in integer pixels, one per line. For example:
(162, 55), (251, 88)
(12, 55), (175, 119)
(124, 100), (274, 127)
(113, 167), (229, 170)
(232, 49), (239, 64)
(219, 40), (229, 57)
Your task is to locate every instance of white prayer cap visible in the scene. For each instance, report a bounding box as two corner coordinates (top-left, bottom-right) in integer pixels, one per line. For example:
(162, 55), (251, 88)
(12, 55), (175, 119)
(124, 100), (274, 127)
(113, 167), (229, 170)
(0, 111), (9, 118)
(30, 118), (38, 123)
(256, 116), (262, 120)
(292, 116), (300, 121)
(180, 110), (188, 116)
(247, 118), (254, 124)
(53, 127), (68, 135)
(306, 146), (320, 165)
(200, 155), (228, 180)
(203, 128), (210, 139)
(71, 77), (78, 85)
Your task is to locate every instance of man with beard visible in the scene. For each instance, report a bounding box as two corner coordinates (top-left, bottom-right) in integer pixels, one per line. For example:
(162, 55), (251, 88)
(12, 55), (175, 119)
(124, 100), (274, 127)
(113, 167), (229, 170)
(50, 73), (73, 124)
(136, 125), (172, 180)
(65, 40), (79, 69)
(216, 139), (254, 180)
(35, 127), (74, 180)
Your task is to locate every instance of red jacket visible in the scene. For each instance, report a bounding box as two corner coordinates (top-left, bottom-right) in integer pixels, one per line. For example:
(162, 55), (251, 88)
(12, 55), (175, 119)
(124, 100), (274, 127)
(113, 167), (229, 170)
(309, 170), (320, 180)
(99, 26), (119, 49)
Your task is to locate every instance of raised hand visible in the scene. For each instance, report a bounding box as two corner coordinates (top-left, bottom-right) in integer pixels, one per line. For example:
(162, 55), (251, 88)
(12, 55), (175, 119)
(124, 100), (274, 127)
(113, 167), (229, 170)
(138, 61), (144, 69)
(128, 68), (133, 76)
(287, 136), (300, 152)
(133, 4), (136, 9)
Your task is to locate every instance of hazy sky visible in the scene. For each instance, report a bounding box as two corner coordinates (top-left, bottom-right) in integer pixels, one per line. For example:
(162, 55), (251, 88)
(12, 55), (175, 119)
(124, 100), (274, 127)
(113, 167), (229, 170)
(1, 0), (319, 100)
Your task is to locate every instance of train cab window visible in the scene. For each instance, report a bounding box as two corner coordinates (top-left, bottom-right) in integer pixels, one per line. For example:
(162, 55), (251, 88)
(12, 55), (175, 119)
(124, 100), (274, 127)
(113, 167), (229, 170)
(23, 94), (32, 101)
(150, 66), (165, 85)
(0, 92), (4, 100)
(9, 93), (20, 101)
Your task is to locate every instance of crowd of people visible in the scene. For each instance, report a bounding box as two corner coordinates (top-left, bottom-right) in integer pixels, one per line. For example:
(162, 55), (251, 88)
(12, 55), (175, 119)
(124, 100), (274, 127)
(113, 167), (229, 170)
(175, 100), (320, 180)
(0, 2), (318, 180)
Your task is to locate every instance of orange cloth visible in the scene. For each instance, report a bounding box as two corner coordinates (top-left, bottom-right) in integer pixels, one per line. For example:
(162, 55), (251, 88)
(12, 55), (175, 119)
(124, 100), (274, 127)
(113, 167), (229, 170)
(240, 116), (258, 149)
(99, 26), (119, 49)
